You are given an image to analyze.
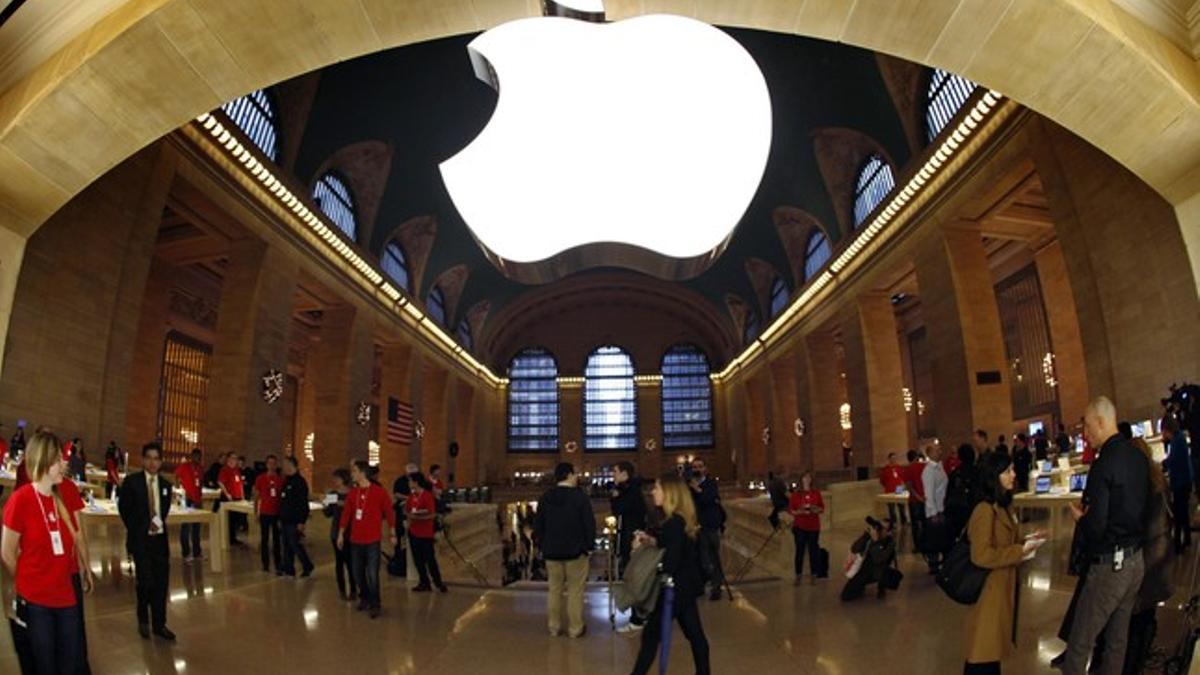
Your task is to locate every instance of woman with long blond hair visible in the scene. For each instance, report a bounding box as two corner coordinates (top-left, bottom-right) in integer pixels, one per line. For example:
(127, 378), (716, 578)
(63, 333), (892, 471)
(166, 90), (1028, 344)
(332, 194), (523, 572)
(629, 475), (710, 675)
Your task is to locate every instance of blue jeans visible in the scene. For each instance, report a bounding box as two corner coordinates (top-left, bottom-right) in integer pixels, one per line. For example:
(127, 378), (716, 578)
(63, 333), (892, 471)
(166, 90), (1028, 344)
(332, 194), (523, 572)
(351, 542), (382, 609)
(23, 598), (83, 675)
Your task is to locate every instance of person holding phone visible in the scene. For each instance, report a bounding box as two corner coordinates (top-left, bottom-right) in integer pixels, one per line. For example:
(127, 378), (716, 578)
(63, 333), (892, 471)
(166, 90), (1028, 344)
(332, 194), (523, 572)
(118, 442), (176, 642)
(788, 471), (825, 585)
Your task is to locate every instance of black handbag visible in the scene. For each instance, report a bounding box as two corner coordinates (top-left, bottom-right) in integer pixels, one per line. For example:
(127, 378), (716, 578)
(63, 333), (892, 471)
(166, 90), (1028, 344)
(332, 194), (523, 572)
(883, 565), (904, 590)
(936, 533), (989, 604)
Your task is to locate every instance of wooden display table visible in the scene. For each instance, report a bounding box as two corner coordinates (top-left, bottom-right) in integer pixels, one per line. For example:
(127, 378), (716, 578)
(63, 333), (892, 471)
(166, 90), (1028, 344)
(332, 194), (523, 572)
(1012, 491), (1082, 539)
(77, 499), (225, 572)
(218, 499), (324, 550)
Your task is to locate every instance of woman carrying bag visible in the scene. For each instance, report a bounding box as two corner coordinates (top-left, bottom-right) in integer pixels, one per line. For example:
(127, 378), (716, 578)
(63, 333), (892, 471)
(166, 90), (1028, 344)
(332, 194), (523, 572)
(962, 452), (1046, 674)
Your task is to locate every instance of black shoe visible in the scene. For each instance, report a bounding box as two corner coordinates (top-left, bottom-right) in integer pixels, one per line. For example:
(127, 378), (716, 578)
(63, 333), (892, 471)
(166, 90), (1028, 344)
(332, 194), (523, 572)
(1050, 651), (1066, 669)
(138, 624), (150, 640)
(436, 583), (449, 593)
(368, 607), (380, 619)
(356, 600), (369, 612)
(348, 591), (358, 602)
(708, 589), (723, 601)
(300, 567), (314, 578)
(412, 584), (432, 592)
(152, 626), (176, 642)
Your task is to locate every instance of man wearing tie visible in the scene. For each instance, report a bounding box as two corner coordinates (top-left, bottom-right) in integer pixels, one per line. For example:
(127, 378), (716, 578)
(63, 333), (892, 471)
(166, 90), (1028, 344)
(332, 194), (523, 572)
(118, 442), (176, 641)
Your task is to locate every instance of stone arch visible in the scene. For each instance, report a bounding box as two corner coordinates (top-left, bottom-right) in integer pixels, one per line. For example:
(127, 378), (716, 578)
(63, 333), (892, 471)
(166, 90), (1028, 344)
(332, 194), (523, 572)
(772, 206), (833, 287)
(382, 215), (437, 299)
(311, 140), (393, 247)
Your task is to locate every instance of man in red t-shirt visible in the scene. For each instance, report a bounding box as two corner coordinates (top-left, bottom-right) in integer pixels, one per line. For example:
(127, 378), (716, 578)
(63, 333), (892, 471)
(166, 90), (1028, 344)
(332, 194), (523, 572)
(218, 453), (246, 546)
(904, 450), (927, 550)
(174, 448), (205, 561)
(406, 473), (447, 593)
(253, 455), (284, 573)
(878, 453), (908, 526)
(338, 460), (396, 617)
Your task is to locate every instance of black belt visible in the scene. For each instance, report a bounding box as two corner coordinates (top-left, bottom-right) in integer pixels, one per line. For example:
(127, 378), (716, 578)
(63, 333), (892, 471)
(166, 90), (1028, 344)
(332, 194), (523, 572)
(1088, 544), (1140, 565)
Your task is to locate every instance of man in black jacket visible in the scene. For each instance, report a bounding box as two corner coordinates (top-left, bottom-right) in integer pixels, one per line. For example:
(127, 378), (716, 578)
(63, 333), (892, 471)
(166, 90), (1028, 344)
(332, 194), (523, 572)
(534, 462), (595, 638)
(118, 443), (175, 641)
(610, 461), (647, 578)
(278, 456), (314, 577)
(688, 458), (726, 601)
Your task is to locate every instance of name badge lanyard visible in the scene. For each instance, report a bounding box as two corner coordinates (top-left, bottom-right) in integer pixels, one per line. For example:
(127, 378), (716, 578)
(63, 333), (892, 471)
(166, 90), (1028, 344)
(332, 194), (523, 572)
(356, 489), (367, 520)
(34, 490), (66, 557)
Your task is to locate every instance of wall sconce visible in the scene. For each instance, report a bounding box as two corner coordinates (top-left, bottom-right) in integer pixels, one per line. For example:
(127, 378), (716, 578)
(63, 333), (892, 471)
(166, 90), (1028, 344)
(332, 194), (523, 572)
(1042, 352), (1058, 388)
(839, 403), (852, 430)
(902, 387), (913, 412)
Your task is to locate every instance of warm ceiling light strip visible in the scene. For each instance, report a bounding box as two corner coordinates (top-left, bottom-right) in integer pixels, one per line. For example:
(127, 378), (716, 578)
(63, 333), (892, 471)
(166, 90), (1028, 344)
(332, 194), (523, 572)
(191, 112), (504, 389)
(714, 90), (1008, 382)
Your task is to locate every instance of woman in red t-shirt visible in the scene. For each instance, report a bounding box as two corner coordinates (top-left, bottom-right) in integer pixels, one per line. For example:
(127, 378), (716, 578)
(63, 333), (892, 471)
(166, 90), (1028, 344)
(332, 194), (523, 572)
(218, 454), (246, 546)
(788, 471), (825, 585)
(337, 460), (396, 618)
(406, 473), (447, 593)
(1, 431), (88, 673)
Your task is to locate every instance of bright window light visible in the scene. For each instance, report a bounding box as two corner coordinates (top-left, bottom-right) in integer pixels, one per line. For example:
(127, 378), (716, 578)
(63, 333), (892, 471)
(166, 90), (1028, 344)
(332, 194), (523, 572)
(440, 14), (772, 263)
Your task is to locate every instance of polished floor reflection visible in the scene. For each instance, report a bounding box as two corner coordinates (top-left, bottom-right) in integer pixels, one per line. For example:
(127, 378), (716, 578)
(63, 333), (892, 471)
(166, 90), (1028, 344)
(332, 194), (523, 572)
(3, 518), (1196, 674)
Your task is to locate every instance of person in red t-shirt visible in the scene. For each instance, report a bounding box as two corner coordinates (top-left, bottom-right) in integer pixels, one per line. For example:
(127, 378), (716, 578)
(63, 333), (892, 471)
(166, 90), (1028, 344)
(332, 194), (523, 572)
(904, 450), (928, 550)
(788, 471), (825, 585)
(218, 453), (246, 546)
(254, 455), (284, 573)
(406, 473), (447, 593)
(174, 448), (205, 561)
(104, 445), (121, 500)
(338, 460), (396, 617)
(943, 446), (962, 475)
(56, 476), (95, 672)
(878, 453), (909, 526)
(1, 431), (89, 674)
(429, 464), (447, 499)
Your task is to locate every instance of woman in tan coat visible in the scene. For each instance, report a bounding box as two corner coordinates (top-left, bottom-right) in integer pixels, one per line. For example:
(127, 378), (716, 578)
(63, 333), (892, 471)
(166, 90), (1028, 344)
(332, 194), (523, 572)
(963, 452), (1046, 674)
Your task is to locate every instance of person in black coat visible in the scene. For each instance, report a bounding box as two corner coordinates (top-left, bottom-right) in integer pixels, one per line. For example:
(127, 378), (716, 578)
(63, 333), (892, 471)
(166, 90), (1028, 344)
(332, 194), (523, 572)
(610, 461), (648, 577)
(278, 456), (314, 577)
(117, 443), (176, 641)
(534, 462), (595, 638)
(630, 475), (711, 675)
(840, 519), (897, 602)
(323, 468), (358, 600)
(687, 458), (726, 601)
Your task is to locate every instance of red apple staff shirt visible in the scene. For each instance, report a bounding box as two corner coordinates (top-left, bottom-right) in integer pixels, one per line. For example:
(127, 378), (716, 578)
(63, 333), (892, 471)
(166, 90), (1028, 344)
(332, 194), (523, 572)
(254, 473), (284, 516)
(175, 461), (203, 503)
(789, 490), (824, 532)
(405, 490), (437, 539)
(339, 483), (396, 545)
(2, 484), (78, 608)
(56, 479), (86, 575)
(218, 466), (244, 500)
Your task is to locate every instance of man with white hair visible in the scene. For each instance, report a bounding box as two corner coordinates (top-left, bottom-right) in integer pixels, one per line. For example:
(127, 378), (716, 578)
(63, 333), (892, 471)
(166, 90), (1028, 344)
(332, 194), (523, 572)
(1060, 397), (1150, 675)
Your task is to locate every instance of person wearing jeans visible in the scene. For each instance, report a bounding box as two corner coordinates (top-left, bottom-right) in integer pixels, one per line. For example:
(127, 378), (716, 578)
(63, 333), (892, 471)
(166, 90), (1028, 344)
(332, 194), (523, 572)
(175, 448), (205, 562)
(279, 456), (314, 577)
(254, 455), (284, 573)
(788, 471), (824, 584)
(534, 462), (595, 637)
(406, 474), (447, 592)
(338, 460), (396, 618)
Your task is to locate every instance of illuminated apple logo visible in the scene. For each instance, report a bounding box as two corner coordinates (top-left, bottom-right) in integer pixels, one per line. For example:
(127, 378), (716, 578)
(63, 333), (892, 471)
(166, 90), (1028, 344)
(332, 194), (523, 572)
(439, 12), (772, 266)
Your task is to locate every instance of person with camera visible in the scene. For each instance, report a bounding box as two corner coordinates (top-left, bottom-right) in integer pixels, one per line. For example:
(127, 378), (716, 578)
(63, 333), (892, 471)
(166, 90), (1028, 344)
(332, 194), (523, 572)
(628, 475), (711, 675)
(406, 472), (447, 593)
(687, 458), (726, 601)
(119, 442), (176, 642)
(840, 516), (896, 601)
(789, 471), (824, 585)
(1162, 417), (1192, 554)
(534, 462), (595, 638)
(962, 451), (1047, 674)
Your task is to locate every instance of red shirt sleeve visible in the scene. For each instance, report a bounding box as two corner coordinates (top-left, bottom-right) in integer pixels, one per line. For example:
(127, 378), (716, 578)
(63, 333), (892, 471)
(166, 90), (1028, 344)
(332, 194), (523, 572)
(339, 488), (354, 530)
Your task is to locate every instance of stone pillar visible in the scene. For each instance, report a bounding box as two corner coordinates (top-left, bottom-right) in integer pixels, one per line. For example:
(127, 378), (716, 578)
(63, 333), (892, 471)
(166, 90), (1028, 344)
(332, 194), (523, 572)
(310, 304), (374, 480)
(1034, 240), (1089, 426)
(452, 379), (476, 486)
(768, 351), (801, 476)
(124, 259), (174, 448)
(743, 371), (769, 479)
(206, 238), (299, 462)
(560, 384), (583, 458)
(636, 381), (661, 474)
(418, 362), (449, 474)
(378, 341), (415, 483)
(804, 330), (844, 472)
(914, 225), (1014, 445)
(840, 293), (908, 469)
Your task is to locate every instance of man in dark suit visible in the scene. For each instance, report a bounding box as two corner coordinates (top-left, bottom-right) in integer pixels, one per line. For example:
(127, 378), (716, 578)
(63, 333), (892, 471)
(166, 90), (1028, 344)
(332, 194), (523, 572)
(118, 442), (176, 641)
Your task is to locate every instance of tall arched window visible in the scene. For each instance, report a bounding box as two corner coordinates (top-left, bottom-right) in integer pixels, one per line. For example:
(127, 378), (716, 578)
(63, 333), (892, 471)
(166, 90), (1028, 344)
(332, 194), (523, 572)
(769, 277), (789, 319)
(220, 89), (280, 161)
(381, 241), (410, 291)
(925, 69), (978, 141)
(426, 285), (446, 327)
(313, 172), (357, 241)
(507, 348), (559, 452)
(743, 311), (761, 346)
(853, 155), (895, 228)
(804, 229), (831, 282)
(456, 319), (473, 352)
(584, 346), (636, 451)
(661, 344), (714, 448)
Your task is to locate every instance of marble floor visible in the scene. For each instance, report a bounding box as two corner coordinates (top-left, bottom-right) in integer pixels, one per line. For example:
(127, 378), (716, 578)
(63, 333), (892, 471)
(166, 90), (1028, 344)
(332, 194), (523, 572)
(2, 518), (1197, 675)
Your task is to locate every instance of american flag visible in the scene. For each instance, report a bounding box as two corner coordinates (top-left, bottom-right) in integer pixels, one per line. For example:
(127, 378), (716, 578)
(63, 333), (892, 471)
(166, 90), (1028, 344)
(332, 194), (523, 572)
(387, 397), (414, 444)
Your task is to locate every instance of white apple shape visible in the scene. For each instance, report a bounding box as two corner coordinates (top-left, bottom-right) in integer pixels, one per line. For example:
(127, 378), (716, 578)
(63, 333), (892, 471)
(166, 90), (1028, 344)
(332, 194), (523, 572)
(439, 14), (772, 265)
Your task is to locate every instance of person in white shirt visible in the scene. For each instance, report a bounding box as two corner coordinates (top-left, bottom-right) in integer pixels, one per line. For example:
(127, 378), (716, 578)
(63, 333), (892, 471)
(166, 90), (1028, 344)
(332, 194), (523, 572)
(921, 444), (949, 574)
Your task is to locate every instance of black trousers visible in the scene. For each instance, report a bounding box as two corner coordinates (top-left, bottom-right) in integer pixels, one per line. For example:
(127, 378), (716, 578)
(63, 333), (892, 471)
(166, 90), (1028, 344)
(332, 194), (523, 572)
(23, 599), (83, 675)
(133, 535), (170, 629)
(259, 515), (282, 571)
(886, 503), (908, 525)
(280, 521), (313, 575)
(962, 662), (1000, 674)
(630, 592), (710, 675)
(332, 539), (357, 597)
(179, 498), (202, 558)
(697, 528), (725, 589)
(909, 502), (927, 552)
(792, 529), (820, 576)
(409, 534), (444, 587)
(351, 542), (382, 609)
(72, 574), (91, 675)
(1172, 486), (1192, 549)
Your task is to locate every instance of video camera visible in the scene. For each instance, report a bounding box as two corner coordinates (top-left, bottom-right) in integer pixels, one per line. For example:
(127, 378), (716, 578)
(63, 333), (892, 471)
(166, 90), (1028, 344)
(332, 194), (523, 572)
(865, 516), (888, 532)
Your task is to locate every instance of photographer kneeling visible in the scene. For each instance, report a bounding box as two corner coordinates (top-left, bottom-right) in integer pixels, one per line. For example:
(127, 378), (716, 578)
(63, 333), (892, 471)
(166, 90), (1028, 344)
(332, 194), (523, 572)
(841, 517), (897, 602)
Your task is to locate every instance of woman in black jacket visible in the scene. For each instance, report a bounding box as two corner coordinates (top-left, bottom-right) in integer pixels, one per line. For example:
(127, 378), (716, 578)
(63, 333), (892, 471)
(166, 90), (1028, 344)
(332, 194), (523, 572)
(323, 468), (357, 600)
(629, 475), (710, 675)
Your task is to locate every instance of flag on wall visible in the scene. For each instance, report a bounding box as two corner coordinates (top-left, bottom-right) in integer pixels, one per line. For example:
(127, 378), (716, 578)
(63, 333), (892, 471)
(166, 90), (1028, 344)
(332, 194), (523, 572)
(387, 397), (414, 445)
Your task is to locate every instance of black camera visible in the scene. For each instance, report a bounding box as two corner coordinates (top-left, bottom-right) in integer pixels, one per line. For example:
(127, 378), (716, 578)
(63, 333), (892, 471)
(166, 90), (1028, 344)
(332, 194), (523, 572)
(865, 516), (884, 531)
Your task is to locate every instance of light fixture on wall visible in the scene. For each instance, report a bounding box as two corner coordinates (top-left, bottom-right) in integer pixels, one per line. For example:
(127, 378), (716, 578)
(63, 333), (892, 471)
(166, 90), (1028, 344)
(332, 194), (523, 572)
(368, 440), (380, 467)
(1010, 357), (1023, 383)
(261, 369), (284, 404)
(761, 427), (771, 446)
(902, 387), (913, 412)
(180, 428), (198, 444)
(917, 400), (926, 417)
(303, 432), (315, 462)
(839, 403), (852, 430)
(793, 417), (805, 437)
(356, 402), (372, 427)
(1042, 352), (1058, 388)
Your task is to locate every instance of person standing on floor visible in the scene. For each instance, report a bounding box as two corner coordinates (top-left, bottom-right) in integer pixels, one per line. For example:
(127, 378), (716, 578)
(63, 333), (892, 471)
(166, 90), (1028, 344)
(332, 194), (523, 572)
(628, 475), (711, 675)
(945, 445), (980, 542)
(1162, 417), (1193, 554)
(922, 444), (949, 573)
(789, 470), (825, 585)
(611, 461), (649, 633)
(388, 463), (417, 578)
(905, 450), (928, 553)
(338, 460), (396, 618)
(766, 469), (789, 530)
(406, 473), (447, 593)
(534, 462), (595, 638)
(253, 454), (283, 574)
(879, 453), (908, 525)
(103, 444), (121, 500)
(688, 458), (726, 601)
(324, 468), (357, 601)
(217, 453), (246, 547)
(1061, 397), (1149, 675)
(962, 452), (1046, 674)
(278, 456), (314, 579)
(118, 443), (176, 642)
(1013, 437), (1034, 494)
(174, 448), (205, 564)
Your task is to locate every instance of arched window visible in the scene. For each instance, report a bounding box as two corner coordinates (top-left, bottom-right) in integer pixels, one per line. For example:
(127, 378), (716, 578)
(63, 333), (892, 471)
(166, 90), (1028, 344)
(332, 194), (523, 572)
(220, 89), (280, 161)
(457, 319), (473, 352)
(661, 344), (714, 448)
(743, 310), (761, 346)
(426, 285), (446, 327)
(584, 346), (636, 451)
(804, 229), (831, 282)
(507, 348), (559, 452)
(769, 277), (789, 319)
(381, 241), (410, 291)
(925, 69), (978, 141)
(853, 155), (895, 228)
(313, 172), (357, 241)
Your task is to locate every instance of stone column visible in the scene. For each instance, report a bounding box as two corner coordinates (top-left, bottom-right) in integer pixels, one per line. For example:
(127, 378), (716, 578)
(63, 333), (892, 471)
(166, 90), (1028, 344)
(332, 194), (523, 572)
(804, 330), (844, 472)
(560, 384), (583, 459)
(452, 379), (476, 485)
(914, 225), (1014, 444)
(206, 238), (299, 462)
(1033, 240), (1089, 425)
(310, 304), (374, 480)
(378, 341), (415, 483)
(636, 381), (661, 475)
(768, 350), (801, 476)
(743, 371), (770, 479)
(418, 361), (449, 474)
(124, 258), (175, 448)
(840, 292), (908, 469)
